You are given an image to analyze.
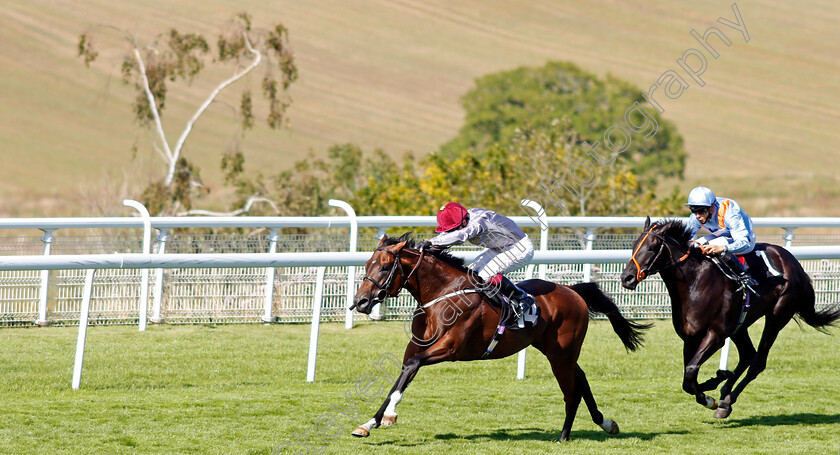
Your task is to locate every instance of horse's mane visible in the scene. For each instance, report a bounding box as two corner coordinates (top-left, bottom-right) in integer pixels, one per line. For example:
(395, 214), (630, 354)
(381, 233), (471, 272)
(652, 218), (693, 246)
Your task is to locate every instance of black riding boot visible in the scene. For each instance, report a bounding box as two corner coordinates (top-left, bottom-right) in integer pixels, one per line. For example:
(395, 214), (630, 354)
(497, 276), (536, 318)
(723, 253), (758, 287)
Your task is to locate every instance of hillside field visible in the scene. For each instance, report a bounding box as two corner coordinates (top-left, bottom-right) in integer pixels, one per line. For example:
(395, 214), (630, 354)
(0, 0), (838, 217)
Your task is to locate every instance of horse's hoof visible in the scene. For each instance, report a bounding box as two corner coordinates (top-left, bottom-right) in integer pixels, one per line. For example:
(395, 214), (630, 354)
(714, 405), (732, 419)
(381, 414), (397, 427)
(351, 427), (370, 437)
(703, 396), (718, 410)
(599, 419), (619, 434)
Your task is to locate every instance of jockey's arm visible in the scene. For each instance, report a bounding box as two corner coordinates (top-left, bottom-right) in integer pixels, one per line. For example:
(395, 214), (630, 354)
(724, 210), (752, 254)
(430, 220), (483, 248)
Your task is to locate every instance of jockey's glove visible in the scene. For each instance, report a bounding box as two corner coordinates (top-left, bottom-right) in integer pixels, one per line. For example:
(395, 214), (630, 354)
(416, 240), (433, 251)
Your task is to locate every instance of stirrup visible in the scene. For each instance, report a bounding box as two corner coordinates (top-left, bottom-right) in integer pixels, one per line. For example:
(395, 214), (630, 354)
(735, 276), (758, 294)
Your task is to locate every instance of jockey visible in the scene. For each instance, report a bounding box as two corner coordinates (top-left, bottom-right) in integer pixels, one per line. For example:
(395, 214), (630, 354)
(685, 186), (759, 287)
(418, 202), (536, 318)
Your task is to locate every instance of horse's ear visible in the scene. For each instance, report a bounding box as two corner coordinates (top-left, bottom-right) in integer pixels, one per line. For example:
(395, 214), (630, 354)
(644, 216), (651, 231)
(377, 235), (388, 247)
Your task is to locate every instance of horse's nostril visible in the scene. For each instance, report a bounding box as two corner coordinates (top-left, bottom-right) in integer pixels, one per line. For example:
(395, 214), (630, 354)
(354, 298), (368, 312)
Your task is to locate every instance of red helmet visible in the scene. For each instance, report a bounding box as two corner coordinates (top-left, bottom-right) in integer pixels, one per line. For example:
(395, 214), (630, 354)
(435, 202), (468, 232)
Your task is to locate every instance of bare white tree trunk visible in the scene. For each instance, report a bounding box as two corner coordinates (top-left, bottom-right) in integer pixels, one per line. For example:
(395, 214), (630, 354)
(176, 196), (279, 216)
(164, 33), (262, 186)
(133, 48), (173, 165)
(131, 32), (263, 187)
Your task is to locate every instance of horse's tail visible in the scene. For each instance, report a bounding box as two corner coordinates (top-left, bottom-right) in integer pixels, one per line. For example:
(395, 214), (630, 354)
(788, 262), (840, 333)
(570, 282), (652, 351)
(772, 246), (840, 333)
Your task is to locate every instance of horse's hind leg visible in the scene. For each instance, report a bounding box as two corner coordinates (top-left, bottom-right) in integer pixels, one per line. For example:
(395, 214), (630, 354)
(576, 365), (619, 435)
(716, 316), (788, 419)
(718, 329), (756, 399)
(547, 353), (581, 442)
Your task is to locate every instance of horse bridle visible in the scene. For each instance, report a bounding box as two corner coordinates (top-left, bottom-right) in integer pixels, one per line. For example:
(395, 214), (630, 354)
(355, 245), (425, 308)
(629, 225), (691, 282)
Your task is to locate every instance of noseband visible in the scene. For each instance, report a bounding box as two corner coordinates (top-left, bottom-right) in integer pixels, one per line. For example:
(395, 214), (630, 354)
(629, 226), (690, 282)
(361, 246), (425, 306)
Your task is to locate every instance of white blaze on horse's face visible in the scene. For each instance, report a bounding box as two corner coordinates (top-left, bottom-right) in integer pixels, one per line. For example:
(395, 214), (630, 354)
(353, 248), (400, 314)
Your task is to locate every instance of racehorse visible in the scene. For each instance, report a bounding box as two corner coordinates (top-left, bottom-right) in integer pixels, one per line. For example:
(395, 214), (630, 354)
(620, 217), (840, 418)
(350, 233), (651, 442)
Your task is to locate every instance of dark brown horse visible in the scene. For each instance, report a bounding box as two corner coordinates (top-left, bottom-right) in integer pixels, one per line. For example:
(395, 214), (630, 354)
(620, 217), (840, 418)
(350, 233), (650, 442)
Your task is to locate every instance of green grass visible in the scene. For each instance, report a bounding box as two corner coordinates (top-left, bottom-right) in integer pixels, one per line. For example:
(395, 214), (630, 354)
(1, 0), (839, 216)
(1, 320), (838, 454)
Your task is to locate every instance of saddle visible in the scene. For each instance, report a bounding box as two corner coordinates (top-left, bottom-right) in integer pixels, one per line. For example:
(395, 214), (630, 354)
(480, 290), (540, 358)
(482, 288), (540, 331)
(714, 244), (785, 334)
(739, 244), (784, 282)
(711, 244), (784, 293)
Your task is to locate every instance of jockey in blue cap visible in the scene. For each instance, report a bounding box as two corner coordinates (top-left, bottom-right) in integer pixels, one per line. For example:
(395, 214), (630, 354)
(685, 186), (759, 287)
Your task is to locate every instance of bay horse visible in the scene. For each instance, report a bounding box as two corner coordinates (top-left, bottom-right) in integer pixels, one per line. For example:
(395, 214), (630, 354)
(620, 217), (840, 418)
(350, 233), (651, 442)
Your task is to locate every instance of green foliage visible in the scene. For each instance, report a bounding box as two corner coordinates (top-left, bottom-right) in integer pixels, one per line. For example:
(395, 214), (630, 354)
(239, 90), (254, 130)
(78, 13), (298, 215)
(259, 61), (686, 218)
(76, 33), (97, 67)
(141, 158), (208, 215)
(442, 61), (686, 183)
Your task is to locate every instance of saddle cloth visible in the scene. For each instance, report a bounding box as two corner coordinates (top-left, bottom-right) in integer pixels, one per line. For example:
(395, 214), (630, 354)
(499, 293), (540, 330)
(739, 244), (783, 283)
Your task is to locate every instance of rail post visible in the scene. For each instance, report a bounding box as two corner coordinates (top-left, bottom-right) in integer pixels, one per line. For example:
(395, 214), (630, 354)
(784, 228), (796, 249)
(306, 266), (326, 382)
(516, 199), (548, 379)
(262, 229), (280, 323)
(582, 228), (596, 282)
(151, 228), (169, 324)
(329, 200), (358, 329)
(123, 200), (151, 331)
(35, 229), (55, 326)
(72, 269), (96, 389)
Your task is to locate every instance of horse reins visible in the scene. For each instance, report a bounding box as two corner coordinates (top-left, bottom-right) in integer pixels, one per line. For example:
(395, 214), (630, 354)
(630, 225), (691, 282)
(360, 245), (425, 306)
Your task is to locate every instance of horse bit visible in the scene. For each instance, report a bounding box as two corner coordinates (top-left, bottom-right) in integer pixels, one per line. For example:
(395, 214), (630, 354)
(629, 225), (690, 282)
(357, 246), (425, 307)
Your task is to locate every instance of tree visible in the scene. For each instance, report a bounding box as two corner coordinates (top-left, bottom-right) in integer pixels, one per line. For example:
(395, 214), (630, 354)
(442, 61), (686, 184)
(234, 60), (686, 219)
(78, 13), (297, 215)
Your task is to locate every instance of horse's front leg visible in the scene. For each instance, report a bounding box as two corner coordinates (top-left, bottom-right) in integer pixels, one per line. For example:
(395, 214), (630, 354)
(352, 343), (454, 438)
(351, 356), (419, 437)
(682, 332), (726, 410)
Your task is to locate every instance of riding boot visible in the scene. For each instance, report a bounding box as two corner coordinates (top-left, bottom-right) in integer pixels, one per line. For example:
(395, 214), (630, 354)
(723, 253), (758, 287)
(498, 276), (536, 318)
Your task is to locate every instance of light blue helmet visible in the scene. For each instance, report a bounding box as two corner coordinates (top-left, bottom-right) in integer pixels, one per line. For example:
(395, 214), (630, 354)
(685, 186), (716, 207)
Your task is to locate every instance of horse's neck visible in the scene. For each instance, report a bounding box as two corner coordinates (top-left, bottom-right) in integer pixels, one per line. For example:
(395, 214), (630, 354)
(658, 247), (697, 329)
(660, 251), (735, 336)
(401, 256), (475, 305)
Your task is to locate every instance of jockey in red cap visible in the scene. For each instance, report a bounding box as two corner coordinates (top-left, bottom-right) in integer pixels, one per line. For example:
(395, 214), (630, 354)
(420, 202), (536, 322)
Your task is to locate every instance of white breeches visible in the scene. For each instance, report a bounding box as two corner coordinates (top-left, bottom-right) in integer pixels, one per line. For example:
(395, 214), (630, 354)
(471, 237), (535, 280)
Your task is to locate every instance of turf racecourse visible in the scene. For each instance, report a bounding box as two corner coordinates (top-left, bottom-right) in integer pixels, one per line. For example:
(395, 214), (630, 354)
(1, 321), (837, 454)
